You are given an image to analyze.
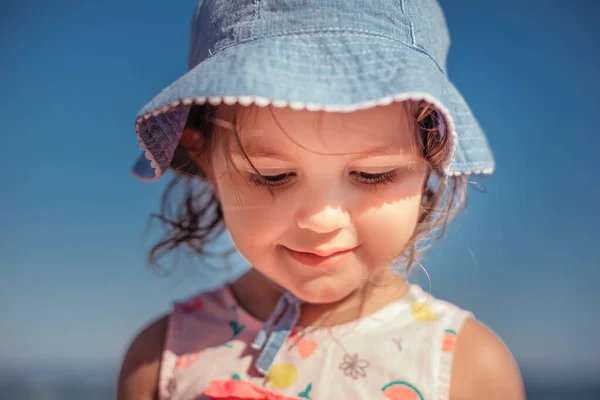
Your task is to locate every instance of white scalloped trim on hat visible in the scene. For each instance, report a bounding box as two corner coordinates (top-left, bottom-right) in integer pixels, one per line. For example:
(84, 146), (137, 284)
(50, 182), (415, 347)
(135, 134), (164, 179)
(135, 93), (494, 181)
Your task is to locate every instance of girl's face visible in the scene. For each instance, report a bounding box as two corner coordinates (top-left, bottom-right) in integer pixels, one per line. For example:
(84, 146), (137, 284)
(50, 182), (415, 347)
(198, 103), (428, 304)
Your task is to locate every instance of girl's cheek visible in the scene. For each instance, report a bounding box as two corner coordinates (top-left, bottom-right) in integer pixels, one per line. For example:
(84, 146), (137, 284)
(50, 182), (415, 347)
(217, 179), (290, 231)
(358, 195), (422, 242)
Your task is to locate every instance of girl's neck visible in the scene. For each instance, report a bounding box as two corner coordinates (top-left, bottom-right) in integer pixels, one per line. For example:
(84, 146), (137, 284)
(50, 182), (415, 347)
(230, 268), (409, 328)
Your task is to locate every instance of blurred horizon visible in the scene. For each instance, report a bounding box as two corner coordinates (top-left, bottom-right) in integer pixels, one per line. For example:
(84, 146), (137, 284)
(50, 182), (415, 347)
(1, 0), (599, 395)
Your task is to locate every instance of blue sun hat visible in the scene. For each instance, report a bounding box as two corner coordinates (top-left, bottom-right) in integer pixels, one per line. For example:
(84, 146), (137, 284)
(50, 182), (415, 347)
(131, 0), (495, 181)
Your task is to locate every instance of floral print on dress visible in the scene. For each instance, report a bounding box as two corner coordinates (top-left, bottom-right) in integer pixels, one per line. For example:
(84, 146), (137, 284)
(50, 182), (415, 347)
(339, 353), (370, 379)
(162, 284), (471, 400)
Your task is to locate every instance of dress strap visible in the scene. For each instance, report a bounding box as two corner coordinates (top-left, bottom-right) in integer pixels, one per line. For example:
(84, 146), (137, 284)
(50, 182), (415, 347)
(251, 291), (302, 374)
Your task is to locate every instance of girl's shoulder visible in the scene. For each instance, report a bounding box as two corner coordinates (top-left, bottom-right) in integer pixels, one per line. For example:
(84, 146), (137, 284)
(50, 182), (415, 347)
(116, 314), (169, 400)
(115, 286), (234, 400)
(402, 285), (525, 399)
(449, 317), (526, 400)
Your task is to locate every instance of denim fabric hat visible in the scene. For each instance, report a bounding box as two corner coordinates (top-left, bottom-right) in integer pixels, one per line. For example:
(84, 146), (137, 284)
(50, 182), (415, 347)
(131, 0), (495, 181)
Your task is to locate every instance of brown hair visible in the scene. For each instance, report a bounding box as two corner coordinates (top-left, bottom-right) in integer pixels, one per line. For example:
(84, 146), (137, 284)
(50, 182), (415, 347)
(148, 101), (469, 275)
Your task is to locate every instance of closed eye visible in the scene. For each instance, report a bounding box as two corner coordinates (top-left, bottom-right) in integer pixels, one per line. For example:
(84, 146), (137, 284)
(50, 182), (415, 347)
(246, 170), (398, 189)
(351, 170), (398, 185)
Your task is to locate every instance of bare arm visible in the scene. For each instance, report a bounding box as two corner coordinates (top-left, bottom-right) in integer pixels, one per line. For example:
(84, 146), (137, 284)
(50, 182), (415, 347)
(450, 318), (526, 400)
(116, 315), (169, 400)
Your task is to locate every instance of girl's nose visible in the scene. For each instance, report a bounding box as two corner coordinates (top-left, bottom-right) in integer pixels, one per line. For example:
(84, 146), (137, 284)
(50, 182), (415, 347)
(296, 205), (351, 233)
(295, 187), (351, 233)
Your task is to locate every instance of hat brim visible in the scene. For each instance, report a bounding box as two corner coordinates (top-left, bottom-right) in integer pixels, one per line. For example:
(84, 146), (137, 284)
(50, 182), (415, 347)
(132, 33), (494, 181)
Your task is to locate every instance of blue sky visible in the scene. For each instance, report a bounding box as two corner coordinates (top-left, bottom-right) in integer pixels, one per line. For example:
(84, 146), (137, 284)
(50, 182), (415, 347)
(1, 0), (599, 385)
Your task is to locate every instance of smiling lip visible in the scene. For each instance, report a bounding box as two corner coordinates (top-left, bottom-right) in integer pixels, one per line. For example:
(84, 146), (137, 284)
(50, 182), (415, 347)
(284, 246), (355, 268)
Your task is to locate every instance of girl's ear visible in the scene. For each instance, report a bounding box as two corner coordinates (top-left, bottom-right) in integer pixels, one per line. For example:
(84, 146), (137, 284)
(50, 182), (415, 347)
(178, 127), (220, 199)
(417, 172), (433, 223)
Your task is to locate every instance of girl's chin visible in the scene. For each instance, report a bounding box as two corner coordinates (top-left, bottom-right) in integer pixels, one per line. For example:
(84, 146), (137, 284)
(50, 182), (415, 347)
(284, 280), (358, 305)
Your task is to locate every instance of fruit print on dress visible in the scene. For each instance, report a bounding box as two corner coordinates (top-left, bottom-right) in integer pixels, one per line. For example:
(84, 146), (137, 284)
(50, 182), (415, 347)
(205, 379), (298, 400)
(175, 353), (200, 370)
(441, 329), (458, 353)
(287, 327), (318, 359)
(381, 381), (424, 400)
(267, 364), (299, 390)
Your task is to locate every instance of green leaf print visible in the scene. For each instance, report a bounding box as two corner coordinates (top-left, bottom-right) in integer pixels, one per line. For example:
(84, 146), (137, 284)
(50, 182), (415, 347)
(298, 383), (312, 399)
(229, 320), (245, 337)
(228, 306), (246, 338)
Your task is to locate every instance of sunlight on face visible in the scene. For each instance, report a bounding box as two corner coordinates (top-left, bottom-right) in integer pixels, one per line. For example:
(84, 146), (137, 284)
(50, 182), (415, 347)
(208, 103), (428, 303)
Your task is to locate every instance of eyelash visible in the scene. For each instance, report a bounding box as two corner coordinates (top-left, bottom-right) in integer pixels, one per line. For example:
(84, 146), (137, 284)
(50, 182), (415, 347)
(246, 170), (398, 188)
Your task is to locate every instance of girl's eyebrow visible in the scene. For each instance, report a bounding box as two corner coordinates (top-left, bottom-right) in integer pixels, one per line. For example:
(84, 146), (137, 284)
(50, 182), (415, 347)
(230, 142), (418, 162)
(230, 144), (294, 161)
(353, 145), (417, 158)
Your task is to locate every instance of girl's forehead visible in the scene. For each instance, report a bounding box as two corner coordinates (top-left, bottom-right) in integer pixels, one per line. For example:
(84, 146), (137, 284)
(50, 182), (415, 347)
(220, 103), (417, 156)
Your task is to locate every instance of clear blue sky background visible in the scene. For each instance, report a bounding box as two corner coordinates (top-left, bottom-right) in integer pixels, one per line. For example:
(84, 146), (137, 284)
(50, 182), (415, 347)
(1, 0), (598, 386)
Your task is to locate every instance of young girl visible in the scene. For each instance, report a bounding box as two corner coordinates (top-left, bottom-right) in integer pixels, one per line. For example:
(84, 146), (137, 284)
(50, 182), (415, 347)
(118, 0), (524, 399)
